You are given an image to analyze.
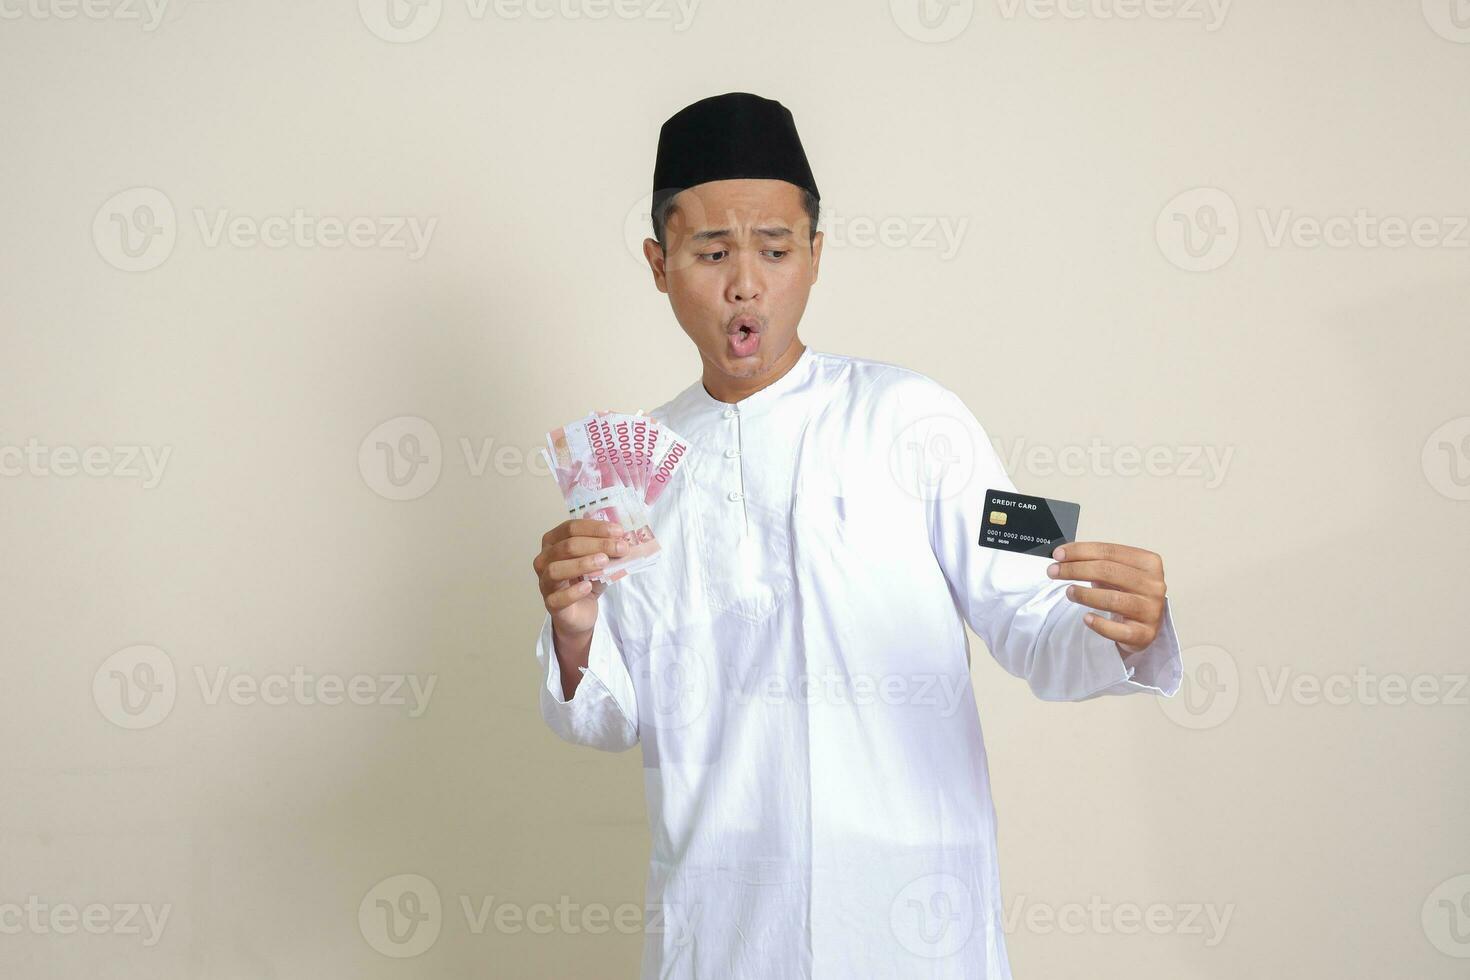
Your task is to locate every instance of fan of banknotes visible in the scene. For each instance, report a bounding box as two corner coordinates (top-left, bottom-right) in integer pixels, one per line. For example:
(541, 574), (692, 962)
(542, 411), (692, 583)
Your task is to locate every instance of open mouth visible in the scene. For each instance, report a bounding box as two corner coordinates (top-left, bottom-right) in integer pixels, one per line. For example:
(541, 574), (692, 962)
(727, 316), (762, 357)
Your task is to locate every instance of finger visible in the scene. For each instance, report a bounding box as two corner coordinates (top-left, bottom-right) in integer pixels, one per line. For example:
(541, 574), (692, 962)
(545, 519), (625, 547)
(1046, 558), (1146, 590)
(547, 551), (613, 582)
(1053, 541), (1162, 573)
(1065, 584), (1158, 620)
(1048, 559), (1162, 596)
(545, 579), (594, 611)
(541, 568), (604, 595)
(1080, 611), (1154, 648)
(547, 535), (630, 564)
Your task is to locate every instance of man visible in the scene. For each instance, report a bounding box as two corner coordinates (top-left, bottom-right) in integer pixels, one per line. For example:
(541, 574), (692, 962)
(530, 92), (1182, 979)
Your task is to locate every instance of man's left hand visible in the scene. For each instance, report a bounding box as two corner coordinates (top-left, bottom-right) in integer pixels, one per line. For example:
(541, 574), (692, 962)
(1047, 542), (1167, 657)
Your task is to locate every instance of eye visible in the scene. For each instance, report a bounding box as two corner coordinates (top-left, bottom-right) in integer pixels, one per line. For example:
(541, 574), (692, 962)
(763, 250), (788, 259)
(699, 250), (728, 262)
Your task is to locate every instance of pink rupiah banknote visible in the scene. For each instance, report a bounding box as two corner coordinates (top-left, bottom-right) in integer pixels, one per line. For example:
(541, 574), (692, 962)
(542, 411), (692, 583)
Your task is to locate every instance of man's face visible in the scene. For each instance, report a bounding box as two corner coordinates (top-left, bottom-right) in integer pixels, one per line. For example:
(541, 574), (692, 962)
(643, 178), (823, 388)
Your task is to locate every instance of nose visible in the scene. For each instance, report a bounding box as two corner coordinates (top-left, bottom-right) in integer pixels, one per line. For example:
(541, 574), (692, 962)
(725, 249), (762, 304)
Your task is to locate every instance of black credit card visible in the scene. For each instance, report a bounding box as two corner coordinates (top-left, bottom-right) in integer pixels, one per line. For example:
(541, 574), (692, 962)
(978, 489), (1081, 556)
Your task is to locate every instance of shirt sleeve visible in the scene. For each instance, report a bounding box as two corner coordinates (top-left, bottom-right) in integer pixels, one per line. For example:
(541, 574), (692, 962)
(915, 383), (1183, 702)
(534, 610), (640, 751)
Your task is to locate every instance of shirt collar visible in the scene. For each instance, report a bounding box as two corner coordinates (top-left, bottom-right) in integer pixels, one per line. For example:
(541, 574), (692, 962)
(690, 343), (818, 418)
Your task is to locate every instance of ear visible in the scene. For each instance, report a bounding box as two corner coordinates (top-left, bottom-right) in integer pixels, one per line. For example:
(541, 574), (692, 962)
(642, 237), (669, 294)
(809, 230), (824, 285)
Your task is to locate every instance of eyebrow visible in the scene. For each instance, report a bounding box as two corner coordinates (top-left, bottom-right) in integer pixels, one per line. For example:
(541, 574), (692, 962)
(691, 226), (795, 242)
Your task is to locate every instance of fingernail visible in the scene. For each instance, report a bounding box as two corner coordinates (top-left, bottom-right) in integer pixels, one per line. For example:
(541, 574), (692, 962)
(1047, 564), (1059, 577)
(1084, 613), (1094, 625)
(577, 581), (592, 593)
(608, 524), (624, 534)
(1066, 585), (1075, 599)
(593, 553), (609, 565)
(614, 541), (628, 554)
(1053, 546), (1066, 560)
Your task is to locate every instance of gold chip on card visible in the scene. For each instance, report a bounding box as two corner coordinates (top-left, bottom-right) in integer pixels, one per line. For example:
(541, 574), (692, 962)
(988, 510), (1007, 525)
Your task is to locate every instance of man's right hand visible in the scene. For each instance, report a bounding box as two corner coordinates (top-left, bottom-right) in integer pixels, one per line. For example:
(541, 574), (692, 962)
(533, 518), (629, 638)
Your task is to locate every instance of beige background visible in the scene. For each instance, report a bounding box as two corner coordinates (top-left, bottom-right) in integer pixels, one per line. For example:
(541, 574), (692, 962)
(3, 0), (1468, 976)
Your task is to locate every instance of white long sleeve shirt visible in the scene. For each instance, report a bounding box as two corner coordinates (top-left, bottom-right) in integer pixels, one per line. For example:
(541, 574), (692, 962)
(533, 345), (1183, 979)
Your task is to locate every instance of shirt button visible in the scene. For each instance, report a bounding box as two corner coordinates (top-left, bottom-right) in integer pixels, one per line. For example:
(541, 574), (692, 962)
(727, 490), (744, 502)
(722, 408), (737, 419)
(724, 448), (740, 458)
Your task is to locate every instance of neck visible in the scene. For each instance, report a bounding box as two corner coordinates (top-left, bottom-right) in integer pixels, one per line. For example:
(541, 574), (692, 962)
(702, 338), (807, 404)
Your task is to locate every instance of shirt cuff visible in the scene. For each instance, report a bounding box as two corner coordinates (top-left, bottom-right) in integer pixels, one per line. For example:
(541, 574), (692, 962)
(1078, 596), (1184, 699)
(536, 612), (640, 721)
(533, 611), (640, 751)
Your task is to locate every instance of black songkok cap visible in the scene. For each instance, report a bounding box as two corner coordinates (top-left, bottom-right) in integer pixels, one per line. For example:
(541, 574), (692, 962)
(651, 92), (820, 224)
